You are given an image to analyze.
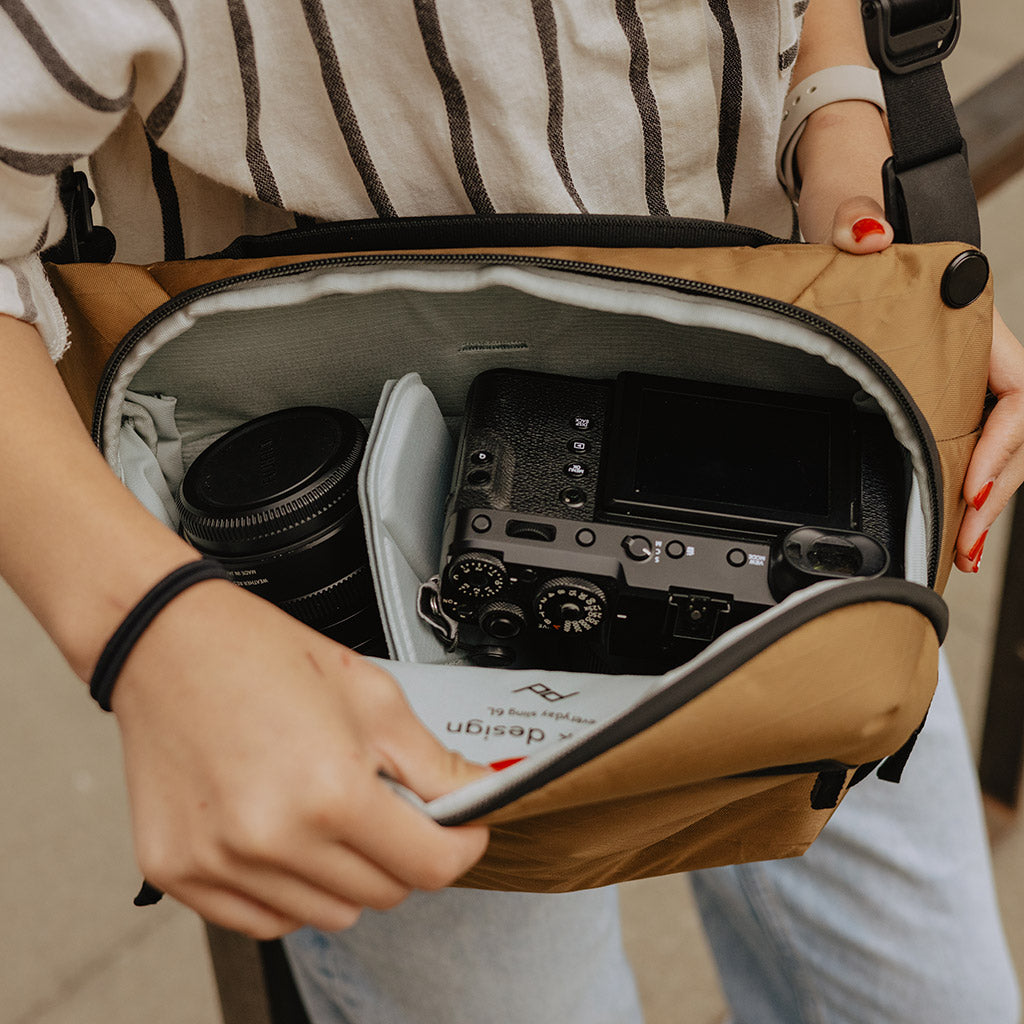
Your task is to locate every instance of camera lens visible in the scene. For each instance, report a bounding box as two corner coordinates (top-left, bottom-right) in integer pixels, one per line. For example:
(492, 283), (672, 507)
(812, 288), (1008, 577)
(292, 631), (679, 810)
(177, 406), (387, 656)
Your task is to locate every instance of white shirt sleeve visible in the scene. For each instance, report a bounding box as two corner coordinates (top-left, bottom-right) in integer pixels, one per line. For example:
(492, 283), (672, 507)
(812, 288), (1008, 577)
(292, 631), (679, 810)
(0, 0), (184, 357)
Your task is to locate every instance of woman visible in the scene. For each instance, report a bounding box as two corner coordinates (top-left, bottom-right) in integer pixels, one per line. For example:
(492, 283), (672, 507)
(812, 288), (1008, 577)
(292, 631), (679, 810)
(1, 1), (1019, 1020)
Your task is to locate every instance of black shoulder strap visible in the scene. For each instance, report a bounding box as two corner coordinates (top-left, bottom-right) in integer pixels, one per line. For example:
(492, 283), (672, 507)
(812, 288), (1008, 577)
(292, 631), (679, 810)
(861, 0), (981, 246)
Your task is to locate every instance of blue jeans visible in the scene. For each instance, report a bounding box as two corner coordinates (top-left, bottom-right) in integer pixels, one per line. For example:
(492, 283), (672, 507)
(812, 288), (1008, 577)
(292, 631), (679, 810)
(284, 654), (1020, 1023)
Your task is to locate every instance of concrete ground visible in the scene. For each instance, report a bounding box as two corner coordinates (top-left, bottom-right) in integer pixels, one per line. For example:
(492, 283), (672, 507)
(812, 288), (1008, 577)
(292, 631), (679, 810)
(2, 8), (1022, 1022)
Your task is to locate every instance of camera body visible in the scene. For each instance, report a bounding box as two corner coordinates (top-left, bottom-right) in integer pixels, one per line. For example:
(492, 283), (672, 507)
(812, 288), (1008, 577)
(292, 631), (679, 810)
(426, 368), (904, 673)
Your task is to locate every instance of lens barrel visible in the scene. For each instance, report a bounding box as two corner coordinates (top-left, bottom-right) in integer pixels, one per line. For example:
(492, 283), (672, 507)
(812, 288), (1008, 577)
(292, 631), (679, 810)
(177, 406), (387, 655)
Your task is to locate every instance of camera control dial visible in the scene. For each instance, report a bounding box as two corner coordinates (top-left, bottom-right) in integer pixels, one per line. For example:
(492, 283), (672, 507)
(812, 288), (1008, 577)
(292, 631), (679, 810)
(534, 577), (606, 634)
(622, 535), (654, 561)
(444, 552), (509, 600)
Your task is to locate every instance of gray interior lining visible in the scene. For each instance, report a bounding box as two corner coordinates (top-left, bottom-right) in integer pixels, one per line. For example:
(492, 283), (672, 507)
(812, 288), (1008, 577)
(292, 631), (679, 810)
(103, 261), (933, 581)
(121, 266), (858, 465)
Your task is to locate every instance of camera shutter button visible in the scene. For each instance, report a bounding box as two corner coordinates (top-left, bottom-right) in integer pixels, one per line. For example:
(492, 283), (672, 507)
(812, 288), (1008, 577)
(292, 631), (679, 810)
(622, 535), (653, 561)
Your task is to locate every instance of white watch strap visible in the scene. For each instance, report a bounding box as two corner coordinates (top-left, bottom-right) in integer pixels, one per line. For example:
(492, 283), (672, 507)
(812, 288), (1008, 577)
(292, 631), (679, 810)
(776, 64), (886, 201)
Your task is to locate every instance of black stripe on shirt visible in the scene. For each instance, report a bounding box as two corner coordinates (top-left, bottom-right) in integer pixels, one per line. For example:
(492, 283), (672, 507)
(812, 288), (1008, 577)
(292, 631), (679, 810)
(614, 0), (668, 216)
(0, 0), (135, 113)
(779, 41), (800, 72)
(530, 0), (586, 213)
(226, 0), (283, 207)
(13, 263), (38, 322)
(707, 0), (742, 218)
(0, 144), (84, 176)
(298, 0), (396, 218)
(146, 133), (185, 259)
(145, 0), (187, 140)
(788, 198), (801, 242)
(31, 219), (51, 254)
(413, 0), (495, 215)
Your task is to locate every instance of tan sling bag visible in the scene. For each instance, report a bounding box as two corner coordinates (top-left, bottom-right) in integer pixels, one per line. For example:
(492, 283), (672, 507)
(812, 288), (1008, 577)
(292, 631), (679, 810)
(45, 2), (990, 892)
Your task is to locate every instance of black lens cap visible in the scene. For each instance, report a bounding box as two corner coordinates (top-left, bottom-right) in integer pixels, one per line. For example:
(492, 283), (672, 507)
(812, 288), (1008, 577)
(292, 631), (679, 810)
(178, 407), (367, 555)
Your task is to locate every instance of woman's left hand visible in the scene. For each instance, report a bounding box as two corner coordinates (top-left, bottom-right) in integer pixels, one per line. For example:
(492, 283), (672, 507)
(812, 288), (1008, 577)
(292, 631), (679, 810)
(830, 196), (1024, 573)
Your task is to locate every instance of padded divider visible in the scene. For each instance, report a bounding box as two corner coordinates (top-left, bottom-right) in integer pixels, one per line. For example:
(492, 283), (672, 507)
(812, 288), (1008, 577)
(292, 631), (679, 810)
(359, 374), (459, 664)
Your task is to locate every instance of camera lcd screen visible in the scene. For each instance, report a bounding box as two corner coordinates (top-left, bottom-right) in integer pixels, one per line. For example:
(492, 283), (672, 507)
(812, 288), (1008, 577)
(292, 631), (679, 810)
(603, 374), (854, 529)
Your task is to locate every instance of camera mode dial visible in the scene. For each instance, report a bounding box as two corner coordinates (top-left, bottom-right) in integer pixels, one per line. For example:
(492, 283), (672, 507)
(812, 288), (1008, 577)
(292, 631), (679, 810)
(534, 577), (606, 634)
(444, 552), (509, 600)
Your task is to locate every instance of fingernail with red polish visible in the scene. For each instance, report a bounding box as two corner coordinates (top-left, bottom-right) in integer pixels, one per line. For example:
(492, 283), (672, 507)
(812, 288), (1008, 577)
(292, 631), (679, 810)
(851, 218), (886, 243)
(967, 530), (988, 565)
(489, 757), (525, 772)
(972, 480), (994, 510)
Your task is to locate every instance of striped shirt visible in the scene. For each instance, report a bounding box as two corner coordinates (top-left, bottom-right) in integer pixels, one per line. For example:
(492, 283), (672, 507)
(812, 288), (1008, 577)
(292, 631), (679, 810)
(0, 0), (806, 359)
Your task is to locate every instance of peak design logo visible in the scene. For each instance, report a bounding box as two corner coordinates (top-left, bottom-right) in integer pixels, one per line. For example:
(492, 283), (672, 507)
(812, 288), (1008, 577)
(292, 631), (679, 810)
(512, 682), (580, 702)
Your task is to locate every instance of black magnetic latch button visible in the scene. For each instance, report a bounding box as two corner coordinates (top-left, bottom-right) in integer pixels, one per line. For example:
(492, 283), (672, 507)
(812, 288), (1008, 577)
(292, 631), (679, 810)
(941, 250), (989, 309)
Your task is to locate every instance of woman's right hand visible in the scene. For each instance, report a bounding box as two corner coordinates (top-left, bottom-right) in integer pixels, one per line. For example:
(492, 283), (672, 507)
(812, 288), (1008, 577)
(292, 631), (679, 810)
(112, 579), (489, 939)
(0, 316), (487, 939)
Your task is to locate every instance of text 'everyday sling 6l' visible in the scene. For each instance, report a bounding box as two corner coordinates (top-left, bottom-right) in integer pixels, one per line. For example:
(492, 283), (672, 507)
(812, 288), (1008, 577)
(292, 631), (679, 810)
(48, 1), (991, 892)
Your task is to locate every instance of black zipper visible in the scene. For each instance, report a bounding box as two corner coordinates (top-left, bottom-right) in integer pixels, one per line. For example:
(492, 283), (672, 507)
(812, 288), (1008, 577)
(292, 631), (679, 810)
(208, 211), (786, 260)
(92, 251), (944, 585)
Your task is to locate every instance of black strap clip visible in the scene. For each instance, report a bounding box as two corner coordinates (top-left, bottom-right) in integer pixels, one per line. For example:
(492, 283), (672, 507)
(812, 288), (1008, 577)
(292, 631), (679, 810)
(861, 0), (961, 75)
(44, 168), (116, 264)
(881, 144), (980, 245)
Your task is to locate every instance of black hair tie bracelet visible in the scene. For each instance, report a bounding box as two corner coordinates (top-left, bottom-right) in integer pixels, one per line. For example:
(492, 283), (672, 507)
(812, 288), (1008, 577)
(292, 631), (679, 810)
(89, 558), (231, 712)
(89, 558), (231, 909)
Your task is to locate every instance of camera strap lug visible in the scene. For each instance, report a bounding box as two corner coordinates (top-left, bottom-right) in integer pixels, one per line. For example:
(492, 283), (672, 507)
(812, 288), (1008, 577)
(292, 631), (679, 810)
(417, 576), (462, 649)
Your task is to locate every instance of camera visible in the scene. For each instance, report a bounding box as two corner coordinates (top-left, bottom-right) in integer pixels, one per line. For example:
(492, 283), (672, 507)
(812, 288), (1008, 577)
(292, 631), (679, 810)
(421, 369), (905, 673)
(177, 406), (387, 657)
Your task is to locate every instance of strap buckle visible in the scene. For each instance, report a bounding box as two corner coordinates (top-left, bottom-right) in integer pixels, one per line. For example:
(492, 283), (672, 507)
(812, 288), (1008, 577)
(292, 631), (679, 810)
(881, 144), (980, 245)
(45, 169), (116, 264)
(861, 0), (961, 75)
